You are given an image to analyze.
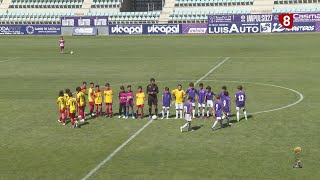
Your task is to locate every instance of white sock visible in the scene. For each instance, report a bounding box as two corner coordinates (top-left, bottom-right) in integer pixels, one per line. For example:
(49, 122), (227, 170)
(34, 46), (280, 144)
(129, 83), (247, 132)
(166, 109), (169, 118)
(176, 110), (179, 118)
(198, 109), (200, 116)
(244, 111), (247, 118)
(237, 112), (240, 120)
(212, 120), (218, 129)
(181, 122), (189, 129)
(202, 109), (205, 116)
(161, 110), (164, 118)
(180, 110), (183, 118)
(192, 109), (195, 118)
(207, 110), (209, 117)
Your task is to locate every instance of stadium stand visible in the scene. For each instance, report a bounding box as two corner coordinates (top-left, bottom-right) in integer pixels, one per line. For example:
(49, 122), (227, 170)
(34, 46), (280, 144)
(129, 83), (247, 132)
(8, 0), (84, 9)
(169, 0), (253, 23)
(273, 0), (320, 13)
(0, 0), (320, 24)
(175, 0), (254, 7)
(91, 0), (122, 8)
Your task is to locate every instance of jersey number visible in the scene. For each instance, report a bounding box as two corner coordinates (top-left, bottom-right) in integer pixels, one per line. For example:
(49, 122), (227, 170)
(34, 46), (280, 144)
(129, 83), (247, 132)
(238, 95), (244, 102)
(223, 100), (226, 106)
(215, 104), (219, 111)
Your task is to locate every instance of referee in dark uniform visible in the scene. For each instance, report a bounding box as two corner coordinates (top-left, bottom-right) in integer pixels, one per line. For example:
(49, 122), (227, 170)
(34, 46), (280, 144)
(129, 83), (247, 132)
(146, 78), (159, 118)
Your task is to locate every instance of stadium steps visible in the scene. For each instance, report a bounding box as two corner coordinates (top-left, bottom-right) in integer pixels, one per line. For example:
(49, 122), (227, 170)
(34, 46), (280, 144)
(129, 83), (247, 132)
(0, 0), (10, 13)
(75, 0), (92, 15)
(158, 0), (176, 24)
(251, 0), (274, 13)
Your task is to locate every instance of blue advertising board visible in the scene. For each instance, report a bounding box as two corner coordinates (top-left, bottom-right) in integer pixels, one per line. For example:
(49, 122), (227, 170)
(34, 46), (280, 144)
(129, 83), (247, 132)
(108, 24), (182, 35)
(208, 13), (319, 34)
(208, 14), (273, 24)
(271, 22), (316, 33)
(143, 24), (181, 34)
(208, 23), (261, 34)
(109, 24), (143, 35)
(0, 25), (61, 35)
(60, 16), (108, 27)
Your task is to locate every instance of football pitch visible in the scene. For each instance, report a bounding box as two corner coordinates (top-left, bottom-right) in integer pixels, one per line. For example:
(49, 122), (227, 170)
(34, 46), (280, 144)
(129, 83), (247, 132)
(0, 34), (320, 180)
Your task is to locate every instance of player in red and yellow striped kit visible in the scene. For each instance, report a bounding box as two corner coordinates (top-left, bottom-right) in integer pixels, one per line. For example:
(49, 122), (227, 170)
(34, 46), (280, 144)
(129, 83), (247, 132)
(104, 83), (113, 117)
(64, 89), (70, 119)
(68, 92), (78, 128)
(81, 82), (87, 95)
(88, 82), (95, 116)
(76, 86), (86, 122)
(94, 85), (103, 116)
(136, 86), (145, 118)
(57, 90), (66, 125)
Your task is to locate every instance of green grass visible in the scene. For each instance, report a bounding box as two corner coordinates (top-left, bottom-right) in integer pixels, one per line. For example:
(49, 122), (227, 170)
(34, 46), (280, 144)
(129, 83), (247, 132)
(0, 34), (319, 180)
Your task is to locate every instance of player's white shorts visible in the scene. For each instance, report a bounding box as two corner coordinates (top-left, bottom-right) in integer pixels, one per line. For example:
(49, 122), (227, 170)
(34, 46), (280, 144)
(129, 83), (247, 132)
(198, 103), (206, 108)
(185, 114), (192, 121)
(191, 102), (196, 107)
(236, 106), (245, 111)
(175, 103), (183, 109)
(216, 116), (222, 120)
(207, 100), (213, 108)
(162, 106), (170, 109)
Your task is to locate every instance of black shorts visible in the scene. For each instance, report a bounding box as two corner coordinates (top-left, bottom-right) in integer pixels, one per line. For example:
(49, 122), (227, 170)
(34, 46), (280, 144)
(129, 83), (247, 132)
(148, 96), (158, 106)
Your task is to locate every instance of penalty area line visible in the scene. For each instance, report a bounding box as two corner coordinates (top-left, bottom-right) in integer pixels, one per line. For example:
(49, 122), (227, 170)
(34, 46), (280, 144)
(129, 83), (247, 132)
(81, 57), (230, 180)
(0, 57), (20, 63)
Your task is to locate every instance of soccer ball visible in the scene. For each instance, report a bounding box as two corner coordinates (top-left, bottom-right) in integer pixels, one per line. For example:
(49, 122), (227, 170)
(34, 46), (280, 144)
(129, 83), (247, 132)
(70, 51), (73, 54)
(294, 147), (302, 154)
(152, 115), (158, 120)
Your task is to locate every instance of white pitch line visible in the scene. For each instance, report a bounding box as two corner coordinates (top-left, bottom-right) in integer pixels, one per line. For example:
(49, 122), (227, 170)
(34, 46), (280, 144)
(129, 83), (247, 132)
(81, 57), (231, 180)
(200, 80), (304, 115)
(0, 57), (20, 63)
(195, 57), (230, 85)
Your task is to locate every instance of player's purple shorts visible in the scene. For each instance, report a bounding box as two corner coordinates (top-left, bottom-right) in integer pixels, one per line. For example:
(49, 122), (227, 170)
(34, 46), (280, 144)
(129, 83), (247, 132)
(236, 102), (245, 108)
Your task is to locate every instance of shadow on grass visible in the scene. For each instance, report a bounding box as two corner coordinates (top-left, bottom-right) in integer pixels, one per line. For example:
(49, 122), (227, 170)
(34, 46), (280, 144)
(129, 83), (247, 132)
(191, 125), (204, 131)
(78, 122), (89, 128)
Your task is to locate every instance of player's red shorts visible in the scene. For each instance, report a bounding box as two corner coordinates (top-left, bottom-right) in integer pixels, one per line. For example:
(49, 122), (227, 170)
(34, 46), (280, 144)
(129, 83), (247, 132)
(136, 105), (144, 108)
(60, 109), (65, 114)
(78, 106), (84, 111)
(95, 103), (102, 106)
(89, 102), (94, 106)
(69, 113), (75, 119)
(60, 46), (64, 49)
(105, 103), (112, 106)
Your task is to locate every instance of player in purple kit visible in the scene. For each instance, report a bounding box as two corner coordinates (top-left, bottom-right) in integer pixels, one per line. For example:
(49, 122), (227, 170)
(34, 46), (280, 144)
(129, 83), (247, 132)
(180, 97), (193, 132)
(211, 95), (223, 131)
(205, 86), (215, 118)
(186, 82), (198, 118)
(59, 36), (65, 54)
(126, 85), (135, 119)
(220, 86), (227, 101)
(235, 85), (248, 121)
(118, 86), (127, 119)
(222, 91), (231, 126)
(197, 83), (206, 118)
(161, 87), (171, 119)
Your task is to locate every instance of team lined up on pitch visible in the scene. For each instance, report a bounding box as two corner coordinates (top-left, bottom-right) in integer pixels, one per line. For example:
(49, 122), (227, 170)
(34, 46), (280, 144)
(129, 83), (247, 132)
(57, 78), (248, 131)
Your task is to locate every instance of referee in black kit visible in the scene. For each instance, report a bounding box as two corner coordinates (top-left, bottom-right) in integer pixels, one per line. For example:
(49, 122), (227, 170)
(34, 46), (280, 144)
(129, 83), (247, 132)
(146, 78), (159, 118)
